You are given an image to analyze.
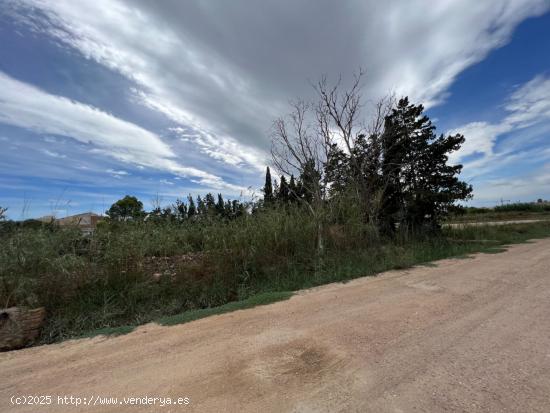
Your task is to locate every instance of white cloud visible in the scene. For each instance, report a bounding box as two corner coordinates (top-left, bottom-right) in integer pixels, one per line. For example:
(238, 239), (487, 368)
(472, 163), (550, 202)
(106, 168), (129, 179)
(450, 73), (550, 165)
(7, 0), (547, 172)
(0, 71), (246, 193)
(447, 74), (550, 203)
(0, 71), (172, 160)
(42, 149), (66, 159)
(505, 75), (550, 127)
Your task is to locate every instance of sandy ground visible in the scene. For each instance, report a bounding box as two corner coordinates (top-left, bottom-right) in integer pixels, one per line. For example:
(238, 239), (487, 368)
(2, 239), (550, 413)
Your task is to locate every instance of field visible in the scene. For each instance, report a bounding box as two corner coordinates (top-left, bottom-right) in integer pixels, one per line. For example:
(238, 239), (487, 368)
(2, 209), (550, 345)
(447, 202), (550, 223)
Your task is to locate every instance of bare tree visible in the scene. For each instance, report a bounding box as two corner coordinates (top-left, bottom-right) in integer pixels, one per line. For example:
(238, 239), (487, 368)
(271, 99), (328, 253)
(272, 100), (321, 175)
(314, 70), (364, 157)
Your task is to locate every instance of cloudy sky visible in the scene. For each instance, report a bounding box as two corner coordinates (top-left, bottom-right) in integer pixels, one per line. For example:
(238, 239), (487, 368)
(1, 0), (549, 218)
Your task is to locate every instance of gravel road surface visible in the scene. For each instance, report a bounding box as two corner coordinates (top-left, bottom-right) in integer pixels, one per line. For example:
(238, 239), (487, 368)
(2, 238), (550, 412)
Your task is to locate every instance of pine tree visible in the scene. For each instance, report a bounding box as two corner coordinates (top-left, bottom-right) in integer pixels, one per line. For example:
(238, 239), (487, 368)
(380, 97), (472, 232)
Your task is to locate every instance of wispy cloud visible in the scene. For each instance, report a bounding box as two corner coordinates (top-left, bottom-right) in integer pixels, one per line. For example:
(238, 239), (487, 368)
(450, 74), (550, 166)
(41, 149), (66, 159)
(7, 0), (547, 169)
(2, 0), (549, 211)
(449, 74), (550, 202)
(0, 71), (246, 193)
(472, 163), (550, 202)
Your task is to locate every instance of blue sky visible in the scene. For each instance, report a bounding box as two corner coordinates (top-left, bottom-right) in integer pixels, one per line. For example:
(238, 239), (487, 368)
(1, 0), (549, 219)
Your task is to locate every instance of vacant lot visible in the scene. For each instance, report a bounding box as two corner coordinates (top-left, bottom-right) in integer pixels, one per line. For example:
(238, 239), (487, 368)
(2, 238), (550, 412)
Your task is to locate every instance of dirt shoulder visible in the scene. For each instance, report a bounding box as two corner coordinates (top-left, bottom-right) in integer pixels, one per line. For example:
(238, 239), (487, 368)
(2, 238), (550, 412)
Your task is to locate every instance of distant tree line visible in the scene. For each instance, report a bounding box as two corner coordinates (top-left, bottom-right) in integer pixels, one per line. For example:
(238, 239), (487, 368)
(105, 194), (248, 222)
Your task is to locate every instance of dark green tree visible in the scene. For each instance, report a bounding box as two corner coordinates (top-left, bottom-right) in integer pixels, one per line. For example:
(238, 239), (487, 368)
(197, 195), (207, 216)
(205, 193), (216, 212)
(277, 175), (290, 204)
(298, 159), (322, 204)
(263, 166), (274, 204)
(187, 195), (196, 218)
(106, 195), (145, 221)
(288, 175), (298, 202)
(216, 194), (225, 216)
(380, 97), (472, 232)
(174, 199), (188, 220)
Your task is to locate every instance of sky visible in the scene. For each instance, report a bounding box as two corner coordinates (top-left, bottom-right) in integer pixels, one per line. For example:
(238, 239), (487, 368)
(0, 0), (549, 219)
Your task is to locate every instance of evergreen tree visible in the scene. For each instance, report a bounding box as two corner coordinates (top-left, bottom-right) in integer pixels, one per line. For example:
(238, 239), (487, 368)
(224, 200), (233, 218)
(197, 195), (207, 216)
(277, 175), (290, 204)
(161, 206), (173, 220)
(288, 175), (298, 203)
(216, 194), (225, 216)
(380, 97), (472, 232)
(106, 195), (145, 221)
(263, 166), (274, 204)
(187, 195), (196, 218)
(205, 193), (216, 212)
(298, 159), (322, 204)
(175, 199), (188, 220)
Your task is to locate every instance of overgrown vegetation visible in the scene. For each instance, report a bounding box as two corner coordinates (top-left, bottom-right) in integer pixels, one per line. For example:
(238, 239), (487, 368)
(2, 206), (549, 344)
(1, 74), (548, 345)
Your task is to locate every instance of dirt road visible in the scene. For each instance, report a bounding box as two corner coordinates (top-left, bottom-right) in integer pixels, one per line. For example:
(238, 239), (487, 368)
(444, 218), (546, 227)
(2, 239), (550, 413)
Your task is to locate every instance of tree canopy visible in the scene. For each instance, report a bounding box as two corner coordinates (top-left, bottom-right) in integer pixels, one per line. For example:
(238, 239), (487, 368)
(106, 195), (145, 221)
(268, 73), (472, 236)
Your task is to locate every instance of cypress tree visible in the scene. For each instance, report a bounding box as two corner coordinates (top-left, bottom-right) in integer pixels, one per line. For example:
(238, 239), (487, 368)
(216, 193), (225, 216)
(263, 166), (274, 204)
(278, 175), (290, 204)
(187, 195), (196, 218)
(175, 199), (187, 220)
(205, 193), (216, 212)
(197, 195), (207, 216)
(288, 174), (298, 203)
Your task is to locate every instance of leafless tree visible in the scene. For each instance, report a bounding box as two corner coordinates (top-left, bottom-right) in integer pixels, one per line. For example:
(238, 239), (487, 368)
(314, 70), (364, 157)
(271, 99), (328, 252)
(271, 71), (398, 247)
(272, 100), (322, 177)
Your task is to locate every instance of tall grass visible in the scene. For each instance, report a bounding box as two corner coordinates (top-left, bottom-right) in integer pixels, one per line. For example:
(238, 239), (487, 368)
(1, 208), (549, 344)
